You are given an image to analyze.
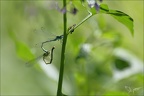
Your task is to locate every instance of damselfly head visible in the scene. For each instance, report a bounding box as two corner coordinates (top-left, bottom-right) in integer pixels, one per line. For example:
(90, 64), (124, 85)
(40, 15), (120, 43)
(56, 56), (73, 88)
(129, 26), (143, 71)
(43, 51), (50, 57)
(43, 47), (55, 64)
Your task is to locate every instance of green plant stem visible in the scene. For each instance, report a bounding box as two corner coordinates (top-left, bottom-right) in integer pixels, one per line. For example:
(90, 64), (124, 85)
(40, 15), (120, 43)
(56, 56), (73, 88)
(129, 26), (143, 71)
(57, 4), (93, 95)
(75, 13), (92, 29)
(57, 0), (67, 96)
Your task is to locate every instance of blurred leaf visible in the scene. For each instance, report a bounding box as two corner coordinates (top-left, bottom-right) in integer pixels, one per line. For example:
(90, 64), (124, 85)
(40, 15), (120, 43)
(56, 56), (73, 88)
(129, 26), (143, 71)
(15, 41), (35, 61)
(102, 31), (122, 47)
(99, 4), (134, 36)
(114, 58), (130, 70)
(90, 6), (97, 14)
(104, 91), (129, 96)
(8, 30), (35, 61)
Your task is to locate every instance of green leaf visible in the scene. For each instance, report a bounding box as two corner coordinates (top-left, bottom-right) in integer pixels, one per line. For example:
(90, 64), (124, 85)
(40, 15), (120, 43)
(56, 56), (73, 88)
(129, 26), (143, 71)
(15, 41), (35, 61)
(90, 7), (97, 15)
(104, 91), (129, 96)
(8, 30), (35, 61)
(99, 4), (134, 36)
(99, 4), (109, 13)
(109, 10), (134, 35)
(9, 30), (42, 68)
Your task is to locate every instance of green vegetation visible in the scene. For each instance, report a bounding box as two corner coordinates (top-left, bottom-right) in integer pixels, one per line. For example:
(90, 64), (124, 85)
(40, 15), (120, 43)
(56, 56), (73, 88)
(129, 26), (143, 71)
(1, 0), (143, 96)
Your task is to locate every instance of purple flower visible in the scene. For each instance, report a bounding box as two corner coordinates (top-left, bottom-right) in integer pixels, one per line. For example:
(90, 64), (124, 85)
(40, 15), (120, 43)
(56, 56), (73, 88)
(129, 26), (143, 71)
(94, 2), (99, 12)
(60, 7), (67, 14)
(71, 7), (78, 15)
(55, 2), (67, 14)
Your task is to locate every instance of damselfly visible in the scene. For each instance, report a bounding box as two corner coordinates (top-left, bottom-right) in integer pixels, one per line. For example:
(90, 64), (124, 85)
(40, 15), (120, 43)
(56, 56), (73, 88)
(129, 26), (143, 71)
(39, 24), (76, 52)
(41, 35), (63, 52)
(26, 47), (55, 67)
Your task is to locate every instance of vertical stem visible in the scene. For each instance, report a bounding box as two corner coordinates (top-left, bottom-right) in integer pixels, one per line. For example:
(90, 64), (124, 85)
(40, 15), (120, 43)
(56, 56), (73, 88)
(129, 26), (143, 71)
(57, 0), (67, 96)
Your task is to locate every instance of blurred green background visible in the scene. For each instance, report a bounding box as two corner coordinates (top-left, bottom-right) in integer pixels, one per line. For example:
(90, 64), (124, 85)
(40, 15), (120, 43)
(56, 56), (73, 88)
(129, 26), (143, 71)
(1, 0), (143, 96)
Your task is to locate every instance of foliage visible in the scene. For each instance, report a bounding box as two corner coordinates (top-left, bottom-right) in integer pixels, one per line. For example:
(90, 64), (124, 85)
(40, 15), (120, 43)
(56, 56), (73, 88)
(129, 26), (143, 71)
(1, 0), (143, 96)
